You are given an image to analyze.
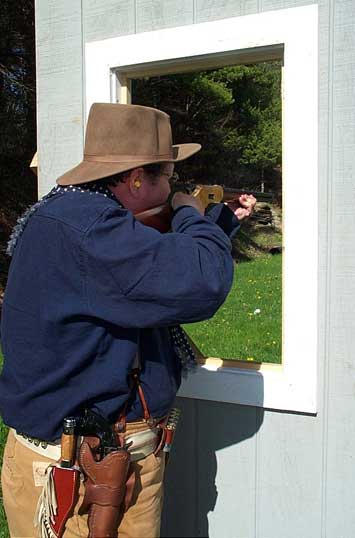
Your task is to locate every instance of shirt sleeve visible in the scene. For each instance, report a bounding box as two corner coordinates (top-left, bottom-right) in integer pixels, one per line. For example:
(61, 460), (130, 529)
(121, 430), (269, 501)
(82, 204), (236, 329)
(204, 203), (241, 239)
(172, 203), (240, 239)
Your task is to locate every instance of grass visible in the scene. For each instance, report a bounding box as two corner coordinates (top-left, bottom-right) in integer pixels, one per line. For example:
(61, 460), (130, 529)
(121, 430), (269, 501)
(184, 253), (282, 363)
(0, 352), (9, 538)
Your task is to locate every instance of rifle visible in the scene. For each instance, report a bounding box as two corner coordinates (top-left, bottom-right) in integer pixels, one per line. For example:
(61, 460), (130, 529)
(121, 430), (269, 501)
(171, 182), (274, 204)
(135, 182), (274, 233)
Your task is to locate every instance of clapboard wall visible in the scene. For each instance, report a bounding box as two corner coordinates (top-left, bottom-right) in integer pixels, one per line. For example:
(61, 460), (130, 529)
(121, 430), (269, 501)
(35, 1), (355, 536)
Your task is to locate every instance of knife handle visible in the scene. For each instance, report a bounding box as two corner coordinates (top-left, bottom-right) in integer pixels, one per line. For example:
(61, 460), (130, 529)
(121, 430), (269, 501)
(61, 417), (77, 468)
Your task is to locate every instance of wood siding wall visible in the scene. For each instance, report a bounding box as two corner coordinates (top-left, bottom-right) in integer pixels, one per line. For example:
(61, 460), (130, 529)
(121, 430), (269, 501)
(35, 1), (355, 536)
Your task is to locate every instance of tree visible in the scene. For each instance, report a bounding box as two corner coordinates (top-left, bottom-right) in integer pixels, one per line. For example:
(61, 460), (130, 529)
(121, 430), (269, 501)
(132, 61), (282, 190)
(0, 0), (37, 292)
(217, 63), (281, 191)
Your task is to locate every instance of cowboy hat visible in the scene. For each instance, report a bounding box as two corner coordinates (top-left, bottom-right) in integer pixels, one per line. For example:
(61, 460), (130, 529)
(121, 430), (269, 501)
(57, 103), (201, 186)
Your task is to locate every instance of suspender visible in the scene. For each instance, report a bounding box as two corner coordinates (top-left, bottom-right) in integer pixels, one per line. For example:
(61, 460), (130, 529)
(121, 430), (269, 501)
(115, 337), (155, 433)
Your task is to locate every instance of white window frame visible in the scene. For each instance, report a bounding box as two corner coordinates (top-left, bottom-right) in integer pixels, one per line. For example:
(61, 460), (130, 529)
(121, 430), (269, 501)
(85, 5), (318, 413)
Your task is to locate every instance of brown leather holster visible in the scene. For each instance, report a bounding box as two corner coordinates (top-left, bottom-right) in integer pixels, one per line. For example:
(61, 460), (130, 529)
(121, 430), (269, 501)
(77, 354), (162, 537)
(78, 438), (131, 538)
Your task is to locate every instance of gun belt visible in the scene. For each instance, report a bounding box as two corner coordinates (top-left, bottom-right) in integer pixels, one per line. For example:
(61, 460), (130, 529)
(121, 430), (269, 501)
(12, 427), (160, 462)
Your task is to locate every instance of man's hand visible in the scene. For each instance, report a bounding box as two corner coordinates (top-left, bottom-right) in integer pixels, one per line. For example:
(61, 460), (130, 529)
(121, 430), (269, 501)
(172, 191), (257, 221)
(172, 192), (205, 216)
(226, 194), (257, 221)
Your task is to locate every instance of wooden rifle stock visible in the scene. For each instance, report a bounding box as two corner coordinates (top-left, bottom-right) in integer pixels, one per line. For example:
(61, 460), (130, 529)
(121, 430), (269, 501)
(135, 183), (274, 233)
(135, 203), (174, 233)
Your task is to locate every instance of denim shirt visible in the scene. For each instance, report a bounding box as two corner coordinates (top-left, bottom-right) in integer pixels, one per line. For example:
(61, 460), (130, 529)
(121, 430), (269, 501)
(0, 190), (240, 440)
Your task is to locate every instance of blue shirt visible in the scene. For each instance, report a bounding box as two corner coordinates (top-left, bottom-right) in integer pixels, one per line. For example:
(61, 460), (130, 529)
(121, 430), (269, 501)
(0, 190), (240, 441)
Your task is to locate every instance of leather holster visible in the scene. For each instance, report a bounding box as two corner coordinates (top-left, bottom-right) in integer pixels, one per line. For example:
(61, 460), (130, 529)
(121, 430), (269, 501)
(78, 438), (131, 538)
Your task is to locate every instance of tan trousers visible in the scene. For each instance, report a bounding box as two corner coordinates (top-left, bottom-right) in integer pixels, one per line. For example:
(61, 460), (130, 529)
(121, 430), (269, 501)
(1, 423), (165, 538)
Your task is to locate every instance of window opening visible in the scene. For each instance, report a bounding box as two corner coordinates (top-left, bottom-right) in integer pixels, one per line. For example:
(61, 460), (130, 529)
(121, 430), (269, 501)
(132, 61), (283, 365)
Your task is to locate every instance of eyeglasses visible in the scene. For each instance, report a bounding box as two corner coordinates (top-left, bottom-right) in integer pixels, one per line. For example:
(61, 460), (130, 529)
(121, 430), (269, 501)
(160, 171), (179, 183)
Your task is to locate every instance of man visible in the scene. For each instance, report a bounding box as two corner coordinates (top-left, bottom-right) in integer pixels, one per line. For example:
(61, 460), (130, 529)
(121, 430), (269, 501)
(0, 103), (255, 537)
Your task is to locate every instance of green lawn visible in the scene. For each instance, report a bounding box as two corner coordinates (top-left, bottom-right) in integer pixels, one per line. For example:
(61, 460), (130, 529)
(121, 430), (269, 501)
(0, 352), (9, 538)
(184, 254), (282, 363)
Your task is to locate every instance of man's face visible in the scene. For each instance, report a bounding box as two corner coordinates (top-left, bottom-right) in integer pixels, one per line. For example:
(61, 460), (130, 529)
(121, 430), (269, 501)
(140, 163), (174, 211)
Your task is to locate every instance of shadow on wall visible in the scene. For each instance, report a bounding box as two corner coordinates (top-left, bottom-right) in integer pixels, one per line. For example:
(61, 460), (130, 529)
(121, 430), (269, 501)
(161, 373), (264, 538)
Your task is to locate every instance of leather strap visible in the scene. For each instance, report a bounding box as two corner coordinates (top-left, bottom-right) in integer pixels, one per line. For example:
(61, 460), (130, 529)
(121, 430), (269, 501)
(115, 339), (155, 433)
(131, 369), (151, 422)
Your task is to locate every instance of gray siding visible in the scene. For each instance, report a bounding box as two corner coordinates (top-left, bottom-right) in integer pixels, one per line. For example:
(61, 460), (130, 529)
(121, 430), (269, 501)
(84, 1), (135, 42)
(36, 0), (84, 197)
(323, 0), (355, 535)
(135, 0), (194, 32)
(34, 0), (355, 536)
(196, 0), (259, 23)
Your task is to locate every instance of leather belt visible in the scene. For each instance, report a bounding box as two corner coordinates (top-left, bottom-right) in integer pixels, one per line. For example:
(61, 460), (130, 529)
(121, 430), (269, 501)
(13, 430), (62, 460)
(12, 427), (160, 462)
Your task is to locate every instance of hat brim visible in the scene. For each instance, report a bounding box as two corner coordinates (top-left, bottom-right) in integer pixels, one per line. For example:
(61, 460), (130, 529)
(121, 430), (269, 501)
(56, 143), (201, 186)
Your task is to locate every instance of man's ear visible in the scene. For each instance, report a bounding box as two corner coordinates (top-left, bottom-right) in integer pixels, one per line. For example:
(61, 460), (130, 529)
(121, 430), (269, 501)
(127, 168), (144, 196)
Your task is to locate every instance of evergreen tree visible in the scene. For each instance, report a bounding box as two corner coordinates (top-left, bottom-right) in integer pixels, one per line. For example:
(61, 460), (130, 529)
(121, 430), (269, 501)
(133, 61), (282, 190)
(0, 0), (37, 292)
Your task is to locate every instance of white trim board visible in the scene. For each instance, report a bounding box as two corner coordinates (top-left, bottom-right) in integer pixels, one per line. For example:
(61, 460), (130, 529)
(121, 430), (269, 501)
(85, 5), (319, 413)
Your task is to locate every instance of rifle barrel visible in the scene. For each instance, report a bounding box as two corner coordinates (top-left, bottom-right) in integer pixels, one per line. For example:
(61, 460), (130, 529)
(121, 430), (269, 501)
(171, 182), (274, 203)
(222, 187), (274, 203)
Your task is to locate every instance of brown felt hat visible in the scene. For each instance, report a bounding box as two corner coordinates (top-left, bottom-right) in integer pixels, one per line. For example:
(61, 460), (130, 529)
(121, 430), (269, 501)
(57, 103), (201, 185)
